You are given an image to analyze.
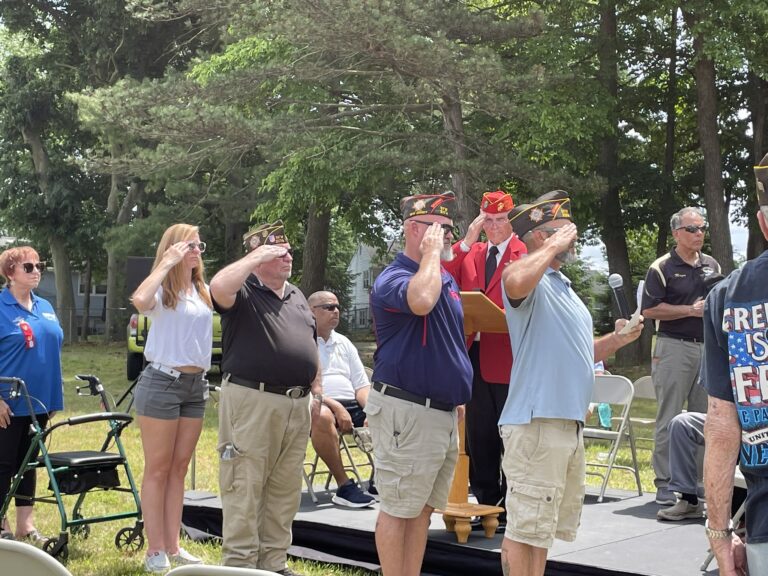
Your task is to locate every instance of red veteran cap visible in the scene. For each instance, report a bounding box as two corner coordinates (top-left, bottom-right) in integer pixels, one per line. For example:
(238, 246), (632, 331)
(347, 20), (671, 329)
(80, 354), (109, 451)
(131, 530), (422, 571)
(480, 190), (514, 214)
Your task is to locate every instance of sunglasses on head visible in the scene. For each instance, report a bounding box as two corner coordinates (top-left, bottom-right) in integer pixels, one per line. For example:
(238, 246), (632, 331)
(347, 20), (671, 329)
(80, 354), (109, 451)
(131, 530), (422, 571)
(677, 225), (707, 234)
(411, 220), (459, 236)
(17, 262), (46, 273)
(313, 303), (340, 312)
(188, 242), (207, 253)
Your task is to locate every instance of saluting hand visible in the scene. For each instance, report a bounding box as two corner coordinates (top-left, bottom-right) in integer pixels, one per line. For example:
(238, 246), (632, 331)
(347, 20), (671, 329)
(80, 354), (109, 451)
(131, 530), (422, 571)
(250, 244), (291, 265)
(420, 223), (447, 258)
(162, 241), (190, 267)
(545, 222), (578, 253)
(463, 212), (487, 245)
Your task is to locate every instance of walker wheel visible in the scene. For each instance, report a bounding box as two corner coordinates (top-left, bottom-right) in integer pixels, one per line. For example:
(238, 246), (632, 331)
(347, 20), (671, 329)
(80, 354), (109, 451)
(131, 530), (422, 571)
(70, 515), (90, 539)
(115, 526), (144, 551)
(43, 537), (69, 560)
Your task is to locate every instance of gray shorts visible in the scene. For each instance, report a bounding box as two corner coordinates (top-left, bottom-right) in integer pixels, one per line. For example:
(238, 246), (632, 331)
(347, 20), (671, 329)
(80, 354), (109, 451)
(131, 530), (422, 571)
(134, 365), (207, 420)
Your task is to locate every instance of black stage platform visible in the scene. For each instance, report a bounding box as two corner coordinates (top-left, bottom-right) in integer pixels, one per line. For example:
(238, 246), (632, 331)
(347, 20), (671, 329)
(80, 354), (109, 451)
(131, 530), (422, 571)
(183, 488), (720, 576)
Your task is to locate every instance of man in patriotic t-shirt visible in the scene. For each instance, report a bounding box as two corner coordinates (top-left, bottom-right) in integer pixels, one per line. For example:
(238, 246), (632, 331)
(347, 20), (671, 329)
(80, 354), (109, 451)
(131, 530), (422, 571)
(702, 152), (768, 575)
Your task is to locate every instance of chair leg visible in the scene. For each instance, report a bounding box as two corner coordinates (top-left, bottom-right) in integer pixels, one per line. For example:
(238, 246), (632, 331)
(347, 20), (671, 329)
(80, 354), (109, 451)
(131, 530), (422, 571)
(626, 424), (643, 496)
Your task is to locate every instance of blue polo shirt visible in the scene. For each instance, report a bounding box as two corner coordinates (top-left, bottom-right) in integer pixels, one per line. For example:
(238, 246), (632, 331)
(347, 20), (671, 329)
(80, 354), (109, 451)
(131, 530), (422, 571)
(0, 289), (64, 416)
(370, 252), (472, 406)
(499, 267), (594, 425)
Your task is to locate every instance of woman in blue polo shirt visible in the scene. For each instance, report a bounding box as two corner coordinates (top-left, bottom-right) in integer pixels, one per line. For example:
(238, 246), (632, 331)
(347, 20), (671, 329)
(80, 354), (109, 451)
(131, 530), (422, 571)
(0, 246), (63, 543)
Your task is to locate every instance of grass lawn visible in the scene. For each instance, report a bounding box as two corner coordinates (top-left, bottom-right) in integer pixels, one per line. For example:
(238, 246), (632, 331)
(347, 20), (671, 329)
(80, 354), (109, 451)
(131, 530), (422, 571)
(3, 343), (659, 575)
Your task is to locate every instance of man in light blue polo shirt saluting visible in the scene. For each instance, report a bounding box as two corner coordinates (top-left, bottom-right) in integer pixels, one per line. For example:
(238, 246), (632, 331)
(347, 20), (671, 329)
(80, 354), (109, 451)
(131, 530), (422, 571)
(498, 190), (643, 576)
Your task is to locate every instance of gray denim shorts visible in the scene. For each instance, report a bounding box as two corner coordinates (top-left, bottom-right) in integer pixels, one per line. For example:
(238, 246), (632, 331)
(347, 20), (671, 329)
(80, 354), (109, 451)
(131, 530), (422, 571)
(134, 365), (207, 420)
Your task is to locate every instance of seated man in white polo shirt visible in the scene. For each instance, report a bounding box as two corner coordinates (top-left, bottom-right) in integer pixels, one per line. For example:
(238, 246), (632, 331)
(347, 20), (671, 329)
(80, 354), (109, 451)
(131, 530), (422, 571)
(308, 290), (375, 508)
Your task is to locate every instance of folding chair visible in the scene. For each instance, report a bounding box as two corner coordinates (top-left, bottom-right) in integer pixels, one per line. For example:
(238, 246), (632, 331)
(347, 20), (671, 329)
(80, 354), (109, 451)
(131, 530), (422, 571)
(583, 374), (643, 502)
(0, 539), (73, 576)
(700, 468), (748, 571)
(167, 565), (281, 575)
(303, 432), (373, 503)
(626, 375), (656, 451)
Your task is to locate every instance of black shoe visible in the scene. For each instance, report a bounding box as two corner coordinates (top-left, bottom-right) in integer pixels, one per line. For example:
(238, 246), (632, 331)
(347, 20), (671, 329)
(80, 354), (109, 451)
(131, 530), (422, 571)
(278, 569), (304, 576)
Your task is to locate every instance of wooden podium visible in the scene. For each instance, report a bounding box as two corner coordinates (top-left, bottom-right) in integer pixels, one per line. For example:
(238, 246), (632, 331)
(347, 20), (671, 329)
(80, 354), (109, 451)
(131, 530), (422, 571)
(436, 291), (506, 543)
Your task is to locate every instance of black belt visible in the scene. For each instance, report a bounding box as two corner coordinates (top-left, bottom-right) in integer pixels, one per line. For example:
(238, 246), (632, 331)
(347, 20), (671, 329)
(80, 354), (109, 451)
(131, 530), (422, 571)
(658, 333), (703, 344)
(226, 374), (310, 399)
(372, 381), (453, 412)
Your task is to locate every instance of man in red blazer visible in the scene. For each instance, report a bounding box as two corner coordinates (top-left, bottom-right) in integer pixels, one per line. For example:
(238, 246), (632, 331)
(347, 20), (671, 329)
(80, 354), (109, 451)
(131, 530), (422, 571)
(443, 190), (527, 523)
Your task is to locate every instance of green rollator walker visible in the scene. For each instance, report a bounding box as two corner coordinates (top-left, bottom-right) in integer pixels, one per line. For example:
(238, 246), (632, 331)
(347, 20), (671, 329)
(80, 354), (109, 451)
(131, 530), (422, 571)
(0, 375), (144, 560)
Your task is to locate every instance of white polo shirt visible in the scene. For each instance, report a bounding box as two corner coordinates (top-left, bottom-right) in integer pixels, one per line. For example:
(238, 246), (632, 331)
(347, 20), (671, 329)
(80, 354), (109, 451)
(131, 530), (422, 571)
(317, 330), (370, 401)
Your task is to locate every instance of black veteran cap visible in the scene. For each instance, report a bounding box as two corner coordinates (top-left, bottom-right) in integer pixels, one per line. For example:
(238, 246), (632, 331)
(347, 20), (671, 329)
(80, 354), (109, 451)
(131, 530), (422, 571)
(243, 219), (288, 251)
(756, 152), (768, 208)
(400, 191), (457, 221)
(509, 190), (573, 238)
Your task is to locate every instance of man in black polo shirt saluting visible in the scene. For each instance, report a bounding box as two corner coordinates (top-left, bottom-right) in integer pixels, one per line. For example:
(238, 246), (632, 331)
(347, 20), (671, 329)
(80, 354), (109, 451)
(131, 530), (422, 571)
(210, 220), (321, 576)
(641, 207), (721, 507)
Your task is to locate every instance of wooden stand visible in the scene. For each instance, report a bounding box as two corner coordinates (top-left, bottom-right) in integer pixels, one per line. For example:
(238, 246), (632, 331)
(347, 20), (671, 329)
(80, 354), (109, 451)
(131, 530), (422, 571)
(436, 292), (506, 544)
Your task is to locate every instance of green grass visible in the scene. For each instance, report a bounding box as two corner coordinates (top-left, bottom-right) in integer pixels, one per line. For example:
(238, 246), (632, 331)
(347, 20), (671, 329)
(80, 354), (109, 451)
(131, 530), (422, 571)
(5, 343), (659, 575)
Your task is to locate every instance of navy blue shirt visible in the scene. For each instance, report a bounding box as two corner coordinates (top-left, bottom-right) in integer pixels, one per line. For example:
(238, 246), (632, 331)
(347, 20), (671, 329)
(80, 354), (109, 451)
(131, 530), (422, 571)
(703, 250), (768, 542)
(370, 252), (472, 406)
(0, 289), (64, 416)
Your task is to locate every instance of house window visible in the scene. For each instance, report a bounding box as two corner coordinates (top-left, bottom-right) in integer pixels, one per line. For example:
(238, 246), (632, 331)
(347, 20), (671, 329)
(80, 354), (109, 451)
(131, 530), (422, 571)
(363, 269), (372, 288)
(78, 273), (107, 295)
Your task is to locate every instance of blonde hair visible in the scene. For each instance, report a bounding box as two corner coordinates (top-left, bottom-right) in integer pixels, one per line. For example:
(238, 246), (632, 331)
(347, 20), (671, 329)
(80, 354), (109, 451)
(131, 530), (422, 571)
(153, 224), (212, 310)
(0, 246), (40, 284)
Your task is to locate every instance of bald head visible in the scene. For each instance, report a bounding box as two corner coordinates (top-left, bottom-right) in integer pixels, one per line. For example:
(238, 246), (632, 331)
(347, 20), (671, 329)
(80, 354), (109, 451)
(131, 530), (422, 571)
(309, 290), (340, 338)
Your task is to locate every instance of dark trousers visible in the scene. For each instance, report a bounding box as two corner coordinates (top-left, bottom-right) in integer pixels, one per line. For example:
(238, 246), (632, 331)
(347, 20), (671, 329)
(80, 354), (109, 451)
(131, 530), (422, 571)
(466, 343), (508, 512)
(0, 414), (48, 509)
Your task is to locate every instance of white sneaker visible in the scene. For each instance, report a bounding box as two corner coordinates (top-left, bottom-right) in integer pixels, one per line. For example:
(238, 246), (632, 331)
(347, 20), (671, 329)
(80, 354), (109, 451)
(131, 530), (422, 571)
(144, 551), (170, 573)
(170, 547), (203, 565)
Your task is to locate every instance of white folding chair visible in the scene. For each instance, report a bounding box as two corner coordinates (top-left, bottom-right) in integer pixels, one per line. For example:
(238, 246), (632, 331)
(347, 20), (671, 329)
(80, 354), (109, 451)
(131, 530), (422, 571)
(626, 375), (656, 451)
(583, 374), (643, 502)
(167, 566), (281, 575)
(700, 468), (748, 571)
(0, 539), (74, 576)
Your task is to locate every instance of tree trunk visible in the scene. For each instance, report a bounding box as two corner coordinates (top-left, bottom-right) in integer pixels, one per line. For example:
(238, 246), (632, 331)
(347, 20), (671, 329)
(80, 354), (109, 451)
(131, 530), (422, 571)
(80, 260), (92, 342)
(20, 123), (77, 343)
(657, 8), (679, 257)
(747, 72), (768, 260)
(441, 88), (473, 232)
(300, 201), (331, 296)
(682, 10), (734, 273)
(597, 0), (641, 366)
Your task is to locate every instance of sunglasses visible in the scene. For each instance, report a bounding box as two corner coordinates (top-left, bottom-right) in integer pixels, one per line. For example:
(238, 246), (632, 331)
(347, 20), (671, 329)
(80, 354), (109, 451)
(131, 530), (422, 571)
(411, 220), (459, 236)
(313, 303), (341, 312)
(188, 242), (207, 253)
(281, 248), (294, 258)
(677, 225), (707, 234)
(17, 262), (46, 274)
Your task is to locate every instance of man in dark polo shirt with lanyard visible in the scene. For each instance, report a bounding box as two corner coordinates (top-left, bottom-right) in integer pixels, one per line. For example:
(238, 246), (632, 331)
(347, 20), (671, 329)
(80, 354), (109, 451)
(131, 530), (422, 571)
(210, 220), (321, 576)
(367, 191), (473, 576)
(641, 207), (721, 506)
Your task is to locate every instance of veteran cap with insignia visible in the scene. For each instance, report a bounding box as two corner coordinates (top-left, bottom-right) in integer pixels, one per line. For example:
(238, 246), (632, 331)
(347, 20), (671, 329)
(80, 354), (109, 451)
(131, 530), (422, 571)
(508, 190), (573, 238)
(243, 219), (288, 251)
(480, 190), (515, 214)
(400, 191), (457, 221)
(755, 152), (768, 208)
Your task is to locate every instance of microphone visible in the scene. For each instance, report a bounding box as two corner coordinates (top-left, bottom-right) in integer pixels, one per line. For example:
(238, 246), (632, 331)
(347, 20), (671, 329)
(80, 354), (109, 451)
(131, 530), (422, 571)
(608, 273), (632, 319)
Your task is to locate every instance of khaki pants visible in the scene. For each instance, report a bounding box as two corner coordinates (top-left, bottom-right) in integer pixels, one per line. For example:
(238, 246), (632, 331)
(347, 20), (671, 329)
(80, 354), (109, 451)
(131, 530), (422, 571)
(218, 377), (311, 571)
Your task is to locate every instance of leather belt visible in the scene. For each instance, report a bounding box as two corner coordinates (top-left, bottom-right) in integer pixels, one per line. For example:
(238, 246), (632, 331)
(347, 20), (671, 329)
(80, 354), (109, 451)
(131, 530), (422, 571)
(149, 362), (180, 379)
(372, 381), (453, 412)
(226, 374), (310, 399)
(658, 333), (703, 344)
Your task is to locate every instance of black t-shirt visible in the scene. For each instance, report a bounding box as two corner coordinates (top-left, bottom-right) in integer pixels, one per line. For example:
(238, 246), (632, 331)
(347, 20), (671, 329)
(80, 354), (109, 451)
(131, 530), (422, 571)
(703, 251), (768, 543)
(213, 274), (318, 388)
(642, 248), (720, 340)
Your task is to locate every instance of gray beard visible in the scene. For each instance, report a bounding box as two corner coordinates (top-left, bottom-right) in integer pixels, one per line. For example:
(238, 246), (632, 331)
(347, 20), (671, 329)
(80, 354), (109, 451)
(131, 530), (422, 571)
(441, 246), (455, 262)
(555, 250), (577, 264)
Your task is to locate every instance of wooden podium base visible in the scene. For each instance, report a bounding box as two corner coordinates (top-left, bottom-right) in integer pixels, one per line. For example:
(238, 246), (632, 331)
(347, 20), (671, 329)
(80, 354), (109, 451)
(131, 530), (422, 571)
(437, 502), (505, 543)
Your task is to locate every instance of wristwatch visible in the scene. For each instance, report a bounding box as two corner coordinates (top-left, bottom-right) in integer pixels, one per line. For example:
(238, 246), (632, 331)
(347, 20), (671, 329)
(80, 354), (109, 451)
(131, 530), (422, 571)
(705, 519), (734, 540)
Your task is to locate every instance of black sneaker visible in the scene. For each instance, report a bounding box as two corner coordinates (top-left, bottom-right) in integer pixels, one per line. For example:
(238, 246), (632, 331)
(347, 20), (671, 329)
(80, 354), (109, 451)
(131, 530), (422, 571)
(332, 479), (376, 508)
(366, 479), (380, 501)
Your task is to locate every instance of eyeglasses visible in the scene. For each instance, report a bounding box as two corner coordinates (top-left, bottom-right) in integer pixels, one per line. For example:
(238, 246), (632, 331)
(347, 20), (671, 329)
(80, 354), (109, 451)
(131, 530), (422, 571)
(16, 262), (46, 274)
(313, 303), (341, 312)
(281, 248), (294, 258)
(411, 220), (459, 236)
(677, 225), (707, 234)
(188, 242), (207, 253)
